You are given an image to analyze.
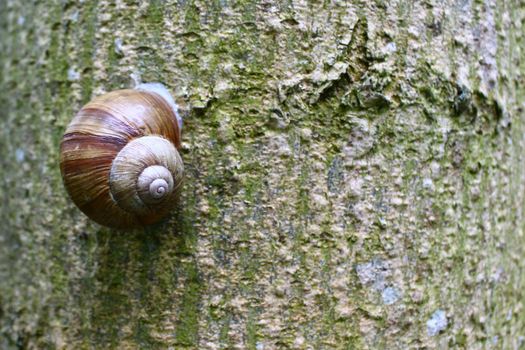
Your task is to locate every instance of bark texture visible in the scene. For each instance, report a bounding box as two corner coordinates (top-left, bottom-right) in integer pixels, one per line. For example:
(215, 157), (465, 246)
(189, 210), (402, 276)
(1, 0), (525, 349)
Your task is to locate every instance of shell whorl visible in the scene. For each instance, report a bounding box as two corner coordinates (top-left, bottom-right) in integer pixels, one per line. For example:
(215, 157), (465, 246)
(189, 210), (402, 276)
(60, 85), (183, 228)
(109, 136), (183, 216)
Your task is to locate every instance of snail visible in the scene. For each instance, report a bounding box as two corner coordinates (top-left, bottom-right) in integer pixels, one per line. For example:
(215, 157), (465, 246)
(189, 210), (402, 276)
(59, 83), (184, 229)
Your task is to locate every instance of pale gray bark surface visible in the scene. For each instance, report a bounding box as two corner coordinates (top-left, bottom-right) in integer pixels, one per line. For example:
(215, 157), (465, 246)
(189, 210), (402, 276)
(1, 0), (525, 349)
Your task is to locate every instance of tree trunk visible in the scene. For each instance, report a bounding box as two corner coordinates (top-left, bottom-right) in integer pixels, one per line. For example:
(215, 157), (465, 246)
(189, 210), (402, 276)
(1, 0), (525, 349)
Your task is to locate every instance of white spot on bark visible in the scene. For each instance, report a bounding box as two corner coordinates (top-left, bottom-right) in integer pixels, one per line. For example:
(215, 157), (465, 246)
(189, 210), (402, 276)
(422, 178), (434, 190)
(492, 336), (498, 345)
(67, 68), (80, 81)
(294, 335), (305, 347)
(15, 148), (25, 163)
(518, 336), (525, 346)
(114, 37), (123, 55)
(70, 10), (79, 22)
(381, 42), (397, 56)
(506, 309), (513, 321)
(490, 267), (504, 283)
(356, 259), (388, 291)
(382, 287), (401, 305)
(427, 309), (447, 336)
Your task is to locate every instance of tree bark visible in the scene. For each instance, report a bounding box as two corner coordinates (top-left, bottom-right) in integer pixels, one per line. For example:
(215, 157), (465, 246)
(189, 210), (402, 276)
(1, 0), (525, 349)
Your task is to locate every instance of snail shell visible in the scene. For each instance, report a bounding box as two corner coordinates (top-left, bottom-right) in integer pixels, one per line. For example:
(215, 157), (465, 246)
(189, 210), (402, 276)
(60, 83), (184, 228)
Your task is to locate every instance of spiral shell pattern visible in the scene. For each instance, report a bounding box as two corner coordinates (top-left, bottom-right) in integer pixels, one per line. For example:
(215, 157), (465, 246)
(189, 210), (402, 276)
(60, 87), (183, 228)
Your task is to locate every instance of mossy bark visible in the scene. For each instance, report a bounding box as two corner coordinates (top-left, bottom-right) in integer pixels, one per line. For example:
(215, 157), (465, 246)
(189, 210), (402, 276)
(1, 0), (525, 349)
